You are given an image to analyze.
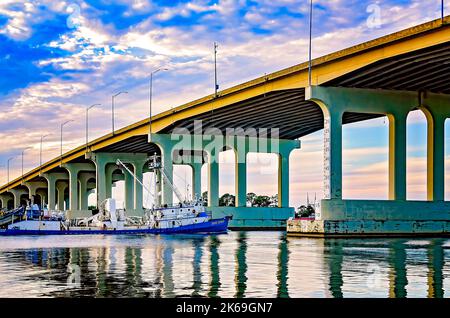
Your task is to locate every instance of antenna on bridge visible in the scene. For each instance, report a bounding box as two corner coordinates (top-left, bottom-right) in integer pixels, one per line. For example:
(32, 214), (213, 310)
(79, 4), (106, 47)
(442, 0), (445, 22)
(308, 0), (313, 87)
(210, 42), (219, 127)
(214, 42), (219, 98)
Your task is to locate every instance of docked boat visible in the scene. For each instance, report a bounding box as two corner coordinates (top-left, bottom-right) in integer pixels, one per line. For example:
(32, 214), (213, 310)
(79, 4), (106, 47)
(0, 155), (231, 236)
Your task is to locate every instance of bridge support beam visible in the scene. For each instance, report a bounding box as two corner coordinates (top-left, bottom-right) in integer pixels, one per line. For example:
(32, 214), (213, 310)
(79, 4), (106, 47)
(387, 113), (407, 200)
(9, 188), (28, 208)
(43, 172), (68, 211)
(56, 181), (68, 211)
(0, 193), (13, 210)
(235, 150), (247, 207)
(288, 86), (450, 236)
(306, 86), (420, 201)
(78, 172), (95, 210)
(24, 181), (47, 206)
(87, 152), (148, 215)
(278, 151), (291, 208)
(124, 169), (134, 211)
(190, 162), (203, 200)
(422, 93), (450, 202)
(150, 133), (300, 227)
(133, 160), (147, 213)
(36, 189), (47, 209)
(63, 163), (96, 212)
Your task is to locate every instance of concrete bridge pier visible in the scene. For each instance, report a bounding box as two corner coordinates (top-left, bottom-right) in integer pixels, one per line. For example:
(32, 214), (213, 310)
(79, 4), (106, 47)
(188, 162), (203, 200)
(0, 193), (13, 210)
(63, 163), (96, 216)
(124, 167), (134, 212)
(43, 172), (68, 211)
(24, 181), (47, 206)
(9, 188), (28, 208)
(78, 172), (95, 210)
(151, 133), (300, 228)
(207, 149), (219, 208)
(88, 152), (148, 216)
(36, 189), (47, 209)
(56, 181), (68, 211)
(287, 86), (450, 236)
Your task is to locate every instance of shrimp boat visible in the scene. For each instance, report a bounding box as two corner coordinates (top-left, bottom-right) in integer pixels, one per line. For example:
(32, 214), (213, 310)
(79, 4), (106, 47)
(0, 155), (231, 236)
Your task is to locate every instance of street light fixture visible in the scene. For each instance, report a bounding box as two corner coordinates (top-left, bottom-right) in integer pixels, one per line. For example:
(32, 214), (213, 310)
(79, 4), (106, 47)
(60, 120), (74, 166)
(21, 147), (32, 184)
(112, 91), (128, 135)
(7, 156), (15, 188)
(86, 103), (101, 153)
(149, 68), (168, 136)
(40, 134), (49, 175)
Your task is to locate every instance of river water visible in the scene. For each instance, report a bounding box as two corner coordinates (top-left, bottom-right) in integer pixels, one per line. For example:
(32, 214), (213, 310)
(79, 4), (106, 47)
(0, 232), (448, 298)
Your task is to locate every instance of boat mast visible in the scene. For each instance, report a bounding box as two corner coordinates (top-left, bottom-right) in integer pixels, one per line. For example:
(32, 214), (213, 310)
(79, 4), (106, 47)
(147, 154), (185, 204)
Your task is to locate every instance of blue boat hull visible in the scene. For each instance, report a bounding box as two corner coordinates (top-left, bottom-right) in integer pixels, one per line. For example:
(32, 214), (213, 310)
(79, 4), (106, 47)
(0, 217), (229, 236)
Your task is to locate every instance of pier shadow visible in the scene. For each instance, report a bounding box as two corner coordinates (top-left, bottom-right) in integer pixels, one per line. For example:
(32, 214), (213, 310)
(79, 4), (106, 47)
(234, 231), (248, 298)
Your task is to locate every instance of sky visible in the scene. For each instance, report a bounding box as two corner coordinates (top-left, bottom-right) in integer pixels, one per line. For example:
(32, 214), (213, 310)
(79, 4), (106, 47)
(0, 0), (449, 208)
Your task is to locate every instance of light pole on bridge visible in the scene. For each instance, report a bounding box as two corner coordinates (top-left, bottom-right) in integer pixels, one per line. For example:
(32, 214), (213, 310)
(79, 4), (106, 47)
(86, 103), (101, 153)
(149, 68), (168, 136)
(7, 156), (15, 190)
(442, 0), (445, 22)
(111, 91), (128, 135)
(21, 147), (31, 184)
(40, 134), (49, 175)
(60, 120), (74, 167)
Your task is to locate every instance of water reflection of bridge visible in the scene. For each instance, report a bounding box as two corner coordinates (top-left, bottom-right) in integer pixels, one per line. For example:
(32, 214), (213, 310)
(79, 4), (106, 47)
(0, 235), (447, 298)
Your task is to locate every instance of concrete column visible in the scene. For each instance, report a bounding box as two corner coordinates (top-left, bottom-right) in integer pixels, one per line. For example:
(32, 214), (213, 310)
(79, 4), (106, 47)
(56, 181), (67, 211)
(67, 169), (79, 211)
(162, 153), (173, 205)
(278, 152), (290, 208)
(24, 182), (47, 206)
(12, 191), (19, 208)
(190, 162), (202, 200)
(36, 189), (47, 209)
(10, 188), (27, 208)
(388, 112), (407, 201)
(44, 174), (57, 210)
(208, 152), (219, 207)
(133, 161), (145, 213)
(28, 188), (36, 205)
(78, 172), (94, 210)
(124, 170), (134, 211)
(427, 114), (445, 201)
(96, 160), (108, 206)
(324, 111), (343, 199)
(235, 152), (247, 207)
(105, 164), (117, 200)
(63, 163), (95, 211)
(0, 195), (9, 210)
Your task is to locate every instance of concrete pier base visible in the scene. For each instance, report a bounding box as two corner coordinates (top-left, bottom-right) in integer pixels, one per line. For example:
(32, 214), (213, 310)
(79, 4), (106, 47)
(211, 206), (295, 229)
(287, 199), (450, 237)
(287, 219), (450, 237)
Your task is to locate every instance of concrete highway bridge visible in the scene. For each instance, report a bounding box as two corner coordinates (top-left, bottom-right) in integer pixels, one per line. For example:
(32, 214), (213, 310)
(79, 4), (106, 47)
(1, 17), (449, 233)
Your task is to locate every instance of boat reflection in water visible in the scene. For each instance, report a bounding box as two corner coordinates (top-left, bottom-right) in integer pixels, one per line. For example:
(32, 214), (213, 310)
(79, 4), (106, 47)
(0, 233), (448, 298)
